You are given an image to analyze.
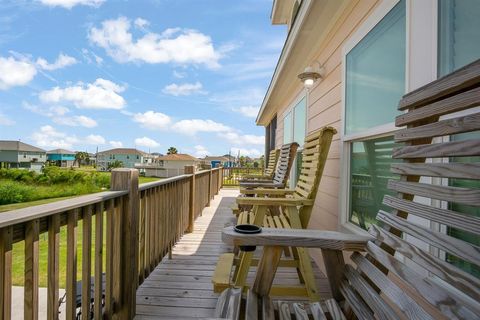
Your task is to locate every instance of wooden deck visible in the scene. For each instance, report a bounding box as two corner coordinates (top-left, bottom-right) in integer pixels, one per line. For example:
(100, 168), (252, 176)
(135, 188), (330, 319)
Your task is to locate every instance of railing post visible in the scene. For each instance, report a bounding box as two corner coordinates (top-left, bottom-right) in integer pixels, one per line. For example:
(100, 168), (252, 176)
(111, 168), (139, 319)
(207, 165), (212, 206)
(185, 166), (195, 233)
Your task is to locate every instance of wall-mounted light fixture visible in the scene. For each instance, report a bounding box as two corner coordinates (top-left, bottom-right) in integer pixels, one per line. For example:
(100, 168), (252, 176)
(298, 61), (324, 88)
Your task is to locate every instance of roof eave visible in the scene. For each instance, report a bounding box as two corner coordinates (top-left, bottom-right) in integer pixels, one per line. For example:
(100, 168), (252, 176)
(256, 0), (314, 126)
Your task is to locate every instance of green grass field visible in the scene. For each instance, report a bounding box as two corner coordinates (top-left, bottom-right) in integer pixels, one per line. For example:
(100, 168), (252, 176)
(12, 216), (106, 288)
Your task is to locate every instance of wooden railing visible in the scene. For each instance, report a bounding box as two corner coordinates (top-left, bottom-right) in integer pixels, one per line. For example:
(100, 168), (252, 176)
(221, 167), (264, 186)
(0, 167), (222, 319)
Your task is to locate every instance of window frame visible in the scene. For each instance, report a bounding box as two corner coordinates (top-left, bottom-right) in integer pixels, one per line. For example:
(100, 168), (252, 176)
(339, 0), (409, 235)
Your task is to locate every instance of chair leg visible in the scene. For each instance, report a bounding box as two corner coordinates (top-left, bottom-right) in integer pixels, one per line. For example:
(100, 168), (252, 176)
(286, 207), (319, 301)
(232, 206), (267, 287)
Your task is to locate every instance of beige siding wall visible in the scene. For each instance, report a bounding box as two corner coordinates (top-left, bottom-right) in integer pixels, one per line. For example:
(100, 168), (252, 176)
(273, 0), (380, 269)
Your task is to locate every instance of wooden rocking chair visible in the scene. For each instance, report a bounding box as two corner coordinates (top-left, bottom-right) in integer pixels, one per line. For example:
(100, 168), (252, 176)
(239, 142), (298, 189)
(232, 143), (299, 216)
(214, 127), (337, 298)
(240, 149), (280, 182)
(213, 58), (480, 319)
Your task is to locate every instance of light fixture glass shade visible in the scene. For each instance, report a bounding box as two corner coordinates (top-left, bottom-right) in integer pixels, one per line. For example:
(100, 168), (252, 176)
(298, 66), (322, 88)
(303, 78), (315, 87)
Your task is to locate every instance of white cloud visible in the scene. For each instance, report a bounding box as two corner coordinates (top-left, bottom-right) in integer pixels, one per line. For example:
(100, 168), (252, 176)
(0, 113), (15, 126)
(31, 125), (78, 149)
(173, 70), (186, 78)
(230, 147), (262, 158)
(223, 132), (264, 145)
(172, 119), (231, 135)
(193, 145), (209, 158)
(162, 82), (206, 96)
(52, 115), (97, 128)
(0, 56), (37, 90)
(84, 134), (105, 145)
(36, 53), (77, 71)
(232, 106), (259, 118)
(31, 125), (105, 149)
(39, 78), (126, 109)
(81, 49), (103, 65)
(89, 17), (221, 68)
(109, 140), (123, 148)
(134, 18), (149, 29)
(23, 102), (96, 127)
(135, 136), (159, 148)
(38, 0), (105, 9)
(133, 110), (171, 130)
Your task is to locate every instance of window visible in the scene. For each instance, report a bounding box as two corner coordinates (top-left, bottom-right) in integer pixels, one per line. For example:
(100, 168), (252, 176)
(343, 0), (406, 231)
(438, 0), (480, 277)
(349, 136), (401, 229)
(283, 96), (307, 185)
(438, 0), (480, 77)
(127, 155), (129, 159)
(345, 0), (405, 135)
(283, 97), (306, 145)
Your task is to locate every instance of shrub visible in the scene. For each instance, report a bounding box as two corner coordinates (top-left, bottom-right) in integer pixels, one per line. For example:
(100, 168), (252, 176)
(0, 182), (34, 204)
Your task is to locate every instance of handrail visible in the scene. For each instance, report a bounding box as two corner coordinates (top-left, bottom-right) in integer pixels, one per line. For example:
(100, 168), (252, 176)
(0, 190), (128, 229)
(137, 167), (220, 191)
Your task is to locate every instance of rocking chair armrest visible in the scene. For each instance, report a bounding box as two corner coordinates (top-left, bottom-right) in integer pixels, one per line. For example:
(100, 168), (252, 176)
(235, 197), (312, 206)
(239, 188), (295, 195)
(222, 227), (373, 251)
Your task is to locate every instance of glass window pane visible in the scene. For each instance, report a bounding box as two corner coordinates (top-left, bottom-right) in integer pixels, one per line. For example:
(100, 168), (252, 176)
(293, 97), (306, 145)
(349, 136), (402, 230)
(283, 112), (293, 144)
(345, 0), (405, 135)
(447, 132), (480, 278)
(438, 0), (480, 77)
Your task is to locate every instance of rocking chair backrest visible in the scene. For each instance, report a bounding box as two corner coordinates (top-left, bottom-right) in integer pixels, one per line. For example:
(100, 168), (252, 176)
(348, 59), (480, 319)
(293, 127), (337, 200)
(272, 142), (299, 186)
(264, 149), (280, 178)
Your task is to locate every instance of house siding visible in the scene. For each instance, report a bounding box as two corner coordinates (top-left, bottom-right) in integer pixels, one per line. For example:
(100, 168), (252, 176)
(273, 0), (380, 269)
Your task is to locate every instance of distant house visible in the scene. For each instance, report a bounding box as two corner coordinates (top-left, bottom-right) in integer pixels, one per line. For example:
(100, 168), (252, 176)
(47, 149), (76, 167)
(96, 148), (153, 171)
(202, 156), (233, 168)
(137, 153), (200, 178)
(0, 140), (46, 172)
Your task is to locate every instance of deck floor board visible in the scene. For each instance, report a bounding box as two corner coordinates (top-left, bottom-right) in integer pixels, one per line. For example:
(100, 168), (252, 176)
(135, 188), (330, 319)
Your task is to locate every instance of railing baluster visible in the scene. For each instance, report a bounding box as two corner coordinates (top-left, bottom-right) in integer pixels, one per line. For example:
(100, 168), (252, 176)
(112, 197), (122, 313)
(145, 190), (151, 276)
(0, 227), (12, 320)
(94, 202), (103, 320)
(139, 191), (146, 284)
(66, 209), (78, 320)
(81, 205), (92, 320)
(24, 219), (39, 320)
(47, 215), (60, 320)
(105, 198), (114, 318)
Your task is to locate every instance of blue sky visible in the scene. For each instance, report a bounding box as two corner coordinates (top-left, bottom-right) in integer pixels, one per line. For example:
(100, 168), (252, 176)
(0, 0), (286, 158)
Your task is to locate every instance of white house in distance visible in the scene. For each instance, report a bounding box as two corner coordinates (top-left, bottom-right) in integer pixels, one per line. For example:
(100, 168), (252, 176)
(96, 148), (154, 171)
(137, 153), (200, 178)
(0, 140), (46, 171)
